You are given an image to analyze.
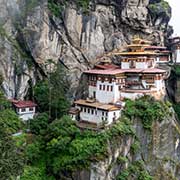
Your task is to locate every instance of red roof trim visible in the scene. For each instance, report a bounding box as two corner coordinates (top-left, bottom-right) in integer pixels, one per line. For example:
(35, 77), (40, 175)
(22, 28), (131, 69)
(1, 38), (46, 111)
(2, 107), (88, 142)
(10, 100), (37, 108)
(94, 64), (119, 70)
(84, 68), (166, 75)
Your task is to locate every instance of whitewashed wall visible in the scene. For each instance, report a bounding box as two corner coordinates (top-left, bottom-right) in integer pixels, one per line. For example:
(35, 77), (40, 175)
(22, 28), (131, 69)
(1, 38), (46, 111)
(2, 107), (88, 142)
(121, 62), (130, 69)
(135, 62), (148, 69)
(16, 107), (36, 121)
(176, 49), (180, 63)
(77, 105), (121, 125)
(89, 85), (97, 98)
(96, 81), (120, 103)
(121, 92), (145, 100)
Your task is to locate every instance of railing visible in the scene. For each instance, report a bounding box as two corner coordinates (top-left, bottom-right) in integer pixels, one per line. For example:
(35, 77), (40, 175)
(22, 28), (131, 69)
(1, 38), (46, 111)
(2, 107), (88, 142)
(145, 79), (155, 83)
(126, 81), (141, 85)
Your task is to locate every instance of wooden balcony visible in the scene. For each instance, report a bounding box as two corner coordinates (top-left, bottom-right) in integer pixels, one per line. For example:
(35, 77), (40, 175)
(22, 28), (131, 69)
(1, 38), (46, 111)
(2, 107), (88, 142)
(145, 79), (155, 83)
(126, 81), (142, 85)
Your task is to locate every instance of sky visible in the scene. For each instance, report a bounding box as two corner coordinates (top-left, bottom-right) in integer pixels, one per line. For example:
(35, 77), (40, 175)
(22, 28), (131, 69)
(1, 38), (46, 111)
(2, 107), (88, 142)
(166, 0), (180, 35)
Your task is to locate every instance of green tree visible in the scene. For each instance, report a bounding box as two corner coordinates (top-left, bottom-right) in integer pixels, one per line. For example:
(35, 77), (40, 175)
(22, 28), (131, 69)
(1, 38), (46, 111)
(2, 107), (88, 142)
(34, 63), (70, 120)
(29, 113), (49, 135)
(0, 131), (24, 180)
(0, 109), (24, 179)
(0, 90), (11, 110)
(0, 109), (22, 134)
(33, 80), (49, 113)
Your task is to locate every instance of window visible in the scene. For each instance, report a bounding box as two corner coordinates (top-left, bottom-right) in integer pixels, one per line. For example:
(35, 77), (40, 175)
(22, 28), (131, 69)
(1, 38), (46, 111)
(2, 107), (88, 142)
(93, 91), (96, 98)
(29, 107), (34, 111)
(21, 108), (26, 112)
(106, 112), (108, 116)
(84, 108), (86, 112)
(109, 78), (112, 83)
(91, 109), (94, 114)
(111, 86), (113, 91)
(88, 109), (90, 113)
(101, 77), (105, 83)
(99, 85), (102, 90)
(102, 111), (104, 116)
(107, 85), (109, 91)
(103, 85), (106, 90)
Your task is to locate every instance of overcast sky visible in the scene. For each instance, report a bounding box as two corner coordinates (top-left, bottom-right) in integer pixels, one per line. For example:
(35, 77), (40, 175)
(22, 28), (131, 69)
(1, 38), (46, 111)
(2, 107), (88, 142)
(166, 0), (180, 35)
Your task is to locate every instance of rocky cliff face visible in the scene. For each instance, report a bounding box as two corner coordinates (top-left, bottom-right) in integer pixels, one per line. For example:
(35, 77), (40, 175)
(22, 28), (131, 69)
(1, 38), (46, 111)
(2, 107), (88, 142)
(71, 109), (180, 180)
(0, 0), (172, 99)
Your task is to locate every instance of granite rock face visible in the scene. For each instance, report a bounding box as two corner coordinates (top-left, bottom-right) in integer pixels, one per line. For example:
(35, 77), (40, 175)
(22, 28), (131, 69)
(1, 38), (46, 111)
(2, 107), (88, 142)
(71, 110), (180, 180)
(0, 0), (172, 98)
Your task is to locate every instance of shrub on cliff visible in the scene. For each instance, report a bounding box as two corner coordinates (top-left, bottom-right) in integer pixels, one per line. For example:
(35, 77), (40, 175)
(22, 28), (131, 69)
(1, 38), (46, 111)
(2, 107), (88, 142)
(123, 96), (172, 130)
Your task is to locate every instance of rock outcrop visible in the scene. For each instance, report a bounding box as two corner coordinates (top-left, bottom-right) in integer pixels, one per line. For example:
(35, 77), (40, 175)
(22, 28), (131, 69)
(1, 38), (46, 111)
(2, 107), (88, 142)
(71, 109), (180, 180)
(0, 0), (172, 99)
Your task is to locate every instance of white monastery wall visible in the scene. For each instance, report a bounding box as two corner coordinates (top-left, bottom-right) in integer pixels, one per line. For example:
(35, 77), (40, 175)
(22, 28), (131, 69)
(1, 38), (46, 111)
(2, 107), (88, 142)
(16, 107), (36, 121)
(135, 62), (148, 69)
(89, 85), (97, 98)
(120, 92), (145, 100)
(121, 62), (129, 69)
(77, 106), (121, 125)
(107, 110), (121, 125)
(176, 49), (180, 63)
(96, 81), (120, 104)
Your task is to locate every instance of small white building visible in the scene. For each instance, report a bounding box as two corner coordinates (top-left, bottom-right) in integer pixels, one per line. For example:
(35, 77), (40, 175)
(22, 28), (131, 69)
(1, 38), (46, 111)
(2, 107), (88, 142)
(11, 100), (37, 121)
(70, 99), (122, 126)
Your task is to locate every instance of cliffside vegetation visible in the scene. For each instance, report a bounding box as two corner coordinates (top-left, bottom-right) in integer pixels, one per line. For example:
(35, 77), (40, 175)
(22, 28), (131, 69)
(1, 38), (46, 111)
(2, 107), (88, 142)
(170, 65), (180, 121)
(33, 63), (70, 120)
(117, 160), (153, 180)
(48, 0), (90, 16)
(148, 0), (171, 25)
(0, 91), (25, 180)
(17, 95), (171, 179)
(124, 96), (172, 130)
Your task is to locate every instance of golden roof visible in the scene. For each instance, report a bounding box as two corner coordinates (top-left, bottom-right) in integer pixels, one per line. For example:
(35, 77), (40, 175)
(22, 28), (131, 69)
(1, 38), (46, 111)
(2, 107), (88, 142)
(75, 99), (120, 111)
(132, 37), (151, 45)
(113, 51), (157, 56)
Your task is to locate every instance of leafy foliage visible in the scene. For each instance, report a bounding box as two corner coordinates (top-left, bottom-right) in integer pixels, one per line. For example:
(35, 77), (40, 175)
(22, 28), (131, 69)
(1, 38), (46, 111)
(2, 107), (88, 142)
(77, 0), (90, 12)
(173, 103), (180, 120)
(148, 0), (171, 19)
(21, 114), (135, 178)
(34, 63), (70, 119)
(0, 90), (11, 110)
(20, 159), (55, 180)
(0, 109), (22, 134)
(123, 96), (171, 130)
(0, 109), (24, 179)
(48, 0), (64, 17)
(46, 116), (107, 173)
(116, 160), (153, 180)
(0, 73), (3, 85)
(29, 113), (49, 135)
(117, 156), (128, 164)
(173, 65), (180, 76)
(130, 139), (140, 154)
(0, 132), (25, 180)
(48, 0), (90, 17)
(25, 137), (44, 163)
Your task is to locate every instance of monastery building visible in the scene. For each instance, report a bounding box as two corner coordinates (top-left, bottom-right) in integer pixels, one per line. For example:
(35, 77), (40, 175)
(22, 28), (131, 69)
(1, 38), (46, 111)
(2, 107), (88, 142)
(69, 38), (170, 127)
